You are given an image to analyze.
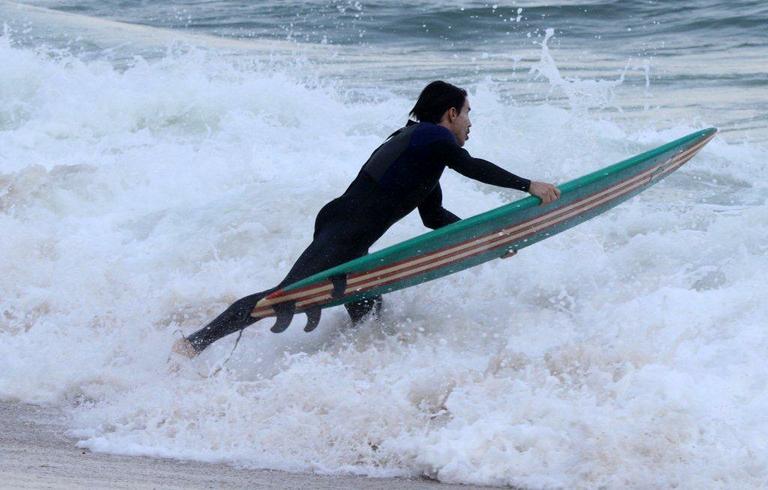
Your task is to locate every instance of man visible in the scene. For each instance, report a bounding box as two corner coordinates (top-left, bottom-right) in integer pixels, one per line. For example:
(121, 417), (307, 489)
(173, 80), (559, 358)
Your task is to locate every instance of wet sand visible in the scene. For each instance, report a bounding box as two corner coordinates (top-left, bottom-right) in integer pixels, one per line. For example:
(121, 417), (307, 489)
(1, 401), (490, 489)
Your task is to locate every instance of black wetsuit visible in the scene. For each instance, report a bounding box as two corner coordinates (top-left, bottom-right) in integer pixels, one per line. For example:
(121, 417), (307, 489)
(187, 122), (531, 352)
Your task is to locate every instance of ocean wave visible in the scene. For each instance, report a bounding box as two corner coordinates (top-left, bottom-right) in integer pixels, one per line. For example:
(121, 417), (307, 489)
(1, 5), (767, 488)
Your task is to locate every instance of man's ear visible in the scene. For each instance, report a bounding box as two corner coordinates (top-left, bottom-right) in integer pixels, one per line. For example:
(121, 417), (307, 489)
(448, 107), (458, 122)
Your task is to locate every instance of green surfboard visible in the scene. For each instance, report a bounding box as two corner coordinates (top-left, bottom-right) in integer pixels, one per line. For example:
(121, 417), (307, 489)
(252, 128), (717, 332)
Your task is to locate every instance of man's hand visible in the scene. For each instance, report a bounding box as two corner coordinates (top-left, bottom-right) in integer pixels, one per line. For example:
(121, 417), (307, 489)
(528, 181), (561, 205)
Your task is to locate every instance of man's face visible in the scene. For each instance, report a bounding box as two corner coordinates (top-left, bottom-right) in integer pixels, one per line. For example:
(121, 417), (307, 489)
(452, 99), (472, 147)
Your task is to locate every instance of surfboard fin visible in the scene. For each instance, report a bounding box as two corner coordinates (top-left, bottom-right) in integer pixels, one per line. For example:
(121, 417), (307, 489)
(331, 274), (347, 299)
(270, 301), (296, 333)
(303, 307), (322, 332)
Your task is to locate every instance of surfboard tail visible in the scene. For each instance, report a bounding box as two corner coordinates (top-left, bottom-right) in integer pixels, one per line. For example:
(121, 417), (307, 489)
(252, 298), (325, 334)
(250, 272), (350, 333)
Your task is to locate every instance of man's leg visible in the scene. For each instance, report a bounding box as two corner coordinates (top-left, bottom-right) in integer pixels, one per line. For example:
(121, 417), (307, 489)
(182, 229), (360, 355)
(344, 295), (383, 324)
(185, 288), (277, 353)
(179, 213), (384, 355)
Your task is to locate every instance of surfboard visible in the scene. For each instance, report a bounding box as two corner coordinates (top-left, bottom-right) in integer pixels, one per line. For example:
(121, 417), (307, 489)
(251, 128), (717, 332)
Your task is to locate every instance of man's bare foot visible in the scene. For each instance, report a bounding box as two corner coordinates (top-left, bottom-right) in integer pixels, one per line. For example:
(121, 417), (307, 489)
(171, 337), (198, 359)
(167, 337), (199, 375)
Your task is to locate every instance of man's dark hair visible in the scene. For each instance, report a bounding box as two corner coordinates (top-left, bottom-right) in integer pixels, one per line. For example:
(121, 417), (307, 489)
(408, 81), (467, 125)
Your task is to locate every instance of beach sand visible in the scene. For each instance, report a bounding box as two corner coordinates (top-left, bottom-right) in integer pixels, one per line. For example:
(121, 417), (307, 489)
(1, 401), (488, 489)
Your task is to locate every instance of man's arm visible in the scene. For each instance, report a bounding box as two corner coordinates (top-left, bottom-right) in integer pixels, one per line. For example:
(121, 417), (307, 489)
(434, 141), (531, 191)
(433, 140), (560, 204)
(418, 183), (461, 229)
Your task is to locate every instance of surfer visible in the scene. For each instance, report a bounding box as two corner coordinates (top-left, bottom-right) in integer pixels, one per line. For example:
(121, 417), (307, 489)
(173, 80), (560, 358)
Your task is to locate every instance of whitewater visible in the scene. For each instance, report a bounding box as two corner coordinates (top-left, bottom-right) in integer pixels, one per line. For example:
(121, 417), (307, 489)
(1, 1), (767, 488)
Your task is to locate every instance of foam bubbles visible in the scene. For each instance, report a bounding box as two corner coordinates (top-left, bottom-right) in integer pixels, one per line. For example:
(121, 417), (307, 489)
(1, 24), (767, 490)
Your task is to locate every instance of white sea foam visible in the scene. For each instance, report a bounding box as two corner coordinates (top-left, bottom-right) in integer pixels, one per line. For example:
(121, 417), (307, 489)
(1, 21), (767, 490)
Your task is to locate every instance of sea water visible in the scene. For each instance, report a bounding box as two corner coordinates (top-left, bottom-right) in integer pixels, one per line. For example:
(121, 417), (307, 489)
(1, 1), (767, 488)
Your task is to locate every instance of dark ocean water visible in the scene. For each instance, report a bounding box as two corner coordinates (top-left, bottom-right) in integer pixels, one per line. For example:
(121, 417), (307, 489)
(5, 0), (767, 140)
(22, 0), (768, 51)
